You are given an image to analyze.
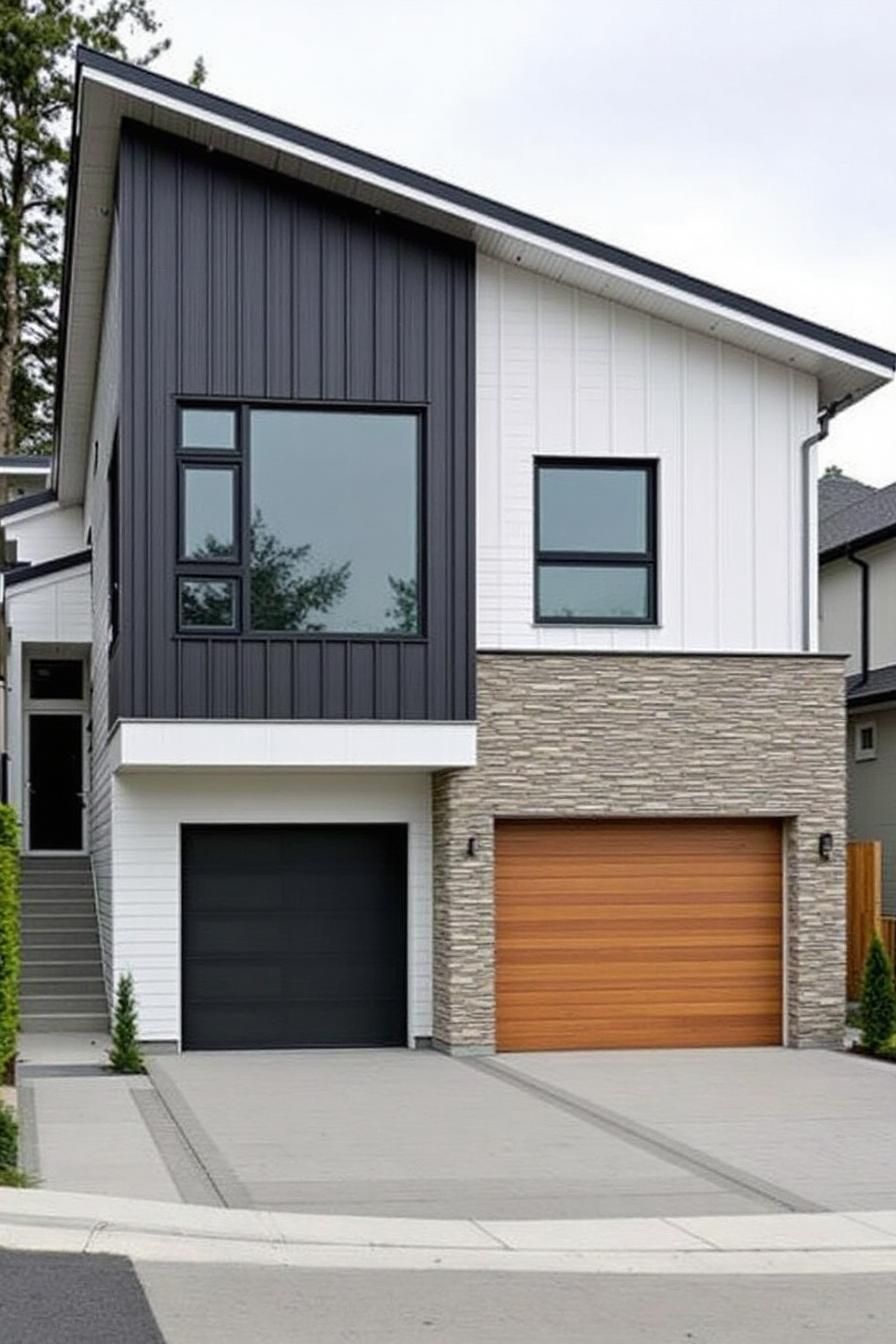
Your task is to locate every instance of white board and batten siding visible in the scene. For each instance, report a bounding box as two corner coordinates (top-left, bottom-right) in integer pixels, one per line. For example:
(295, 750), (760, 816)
(110, 771), (434, 1044)
(476, 256), (819, 653)
(3, 505), (85, 566)
(85, 214), (121, 1001)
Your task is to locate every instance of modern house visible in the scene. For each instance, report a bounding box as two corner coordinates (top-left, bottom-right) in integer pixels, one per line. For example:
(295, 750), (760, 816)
(2, 49), (893, 1054)
(819, 473), (896, 915)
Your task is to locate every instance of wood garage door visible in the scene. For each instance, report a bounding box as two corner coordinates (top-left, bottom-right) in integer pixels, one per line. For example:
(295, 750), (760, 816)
(496, 819), (782, 1051)
(182, 825), (407, 1050)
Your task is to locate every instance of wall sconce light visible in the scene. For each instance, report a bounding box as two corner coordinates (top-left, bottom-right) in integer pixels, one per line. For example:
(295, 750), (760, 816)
(818, 832), (834, 862)
(466, 836), (480, 859)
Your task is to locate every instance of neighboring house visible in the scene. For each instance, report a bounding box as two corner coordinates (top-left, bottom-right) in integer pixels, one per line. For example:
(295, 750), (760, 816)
(819, 474), (896, 915)
(0, 456), (52, 510)
(1, 49), (893, 1055)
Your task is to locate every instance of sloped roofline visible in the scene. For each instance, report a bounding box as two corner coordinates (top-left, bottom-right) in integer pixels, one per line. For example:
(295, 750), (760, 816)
(75, 48), (894, 370)
(53, 48), (896, 502)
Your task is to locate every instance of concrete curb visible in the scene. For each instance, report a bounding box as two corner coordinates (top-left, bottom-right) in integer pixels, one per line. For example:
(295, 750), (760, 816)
(4, 1190), (896, 1275)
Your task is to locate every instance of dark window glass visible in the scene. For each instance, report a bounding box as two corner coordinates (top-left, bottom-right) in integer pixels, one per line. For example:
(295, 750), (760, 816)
(249, 411), (419, 634)
(178, 579), (237, 630)
(181, 408), (236, 451)
(535, 460), (656, 624)
(538, 565), (649, 621)
(539, 466), (646, 553)
(182, 467), (236, 560)
(29, 659), (83, 700)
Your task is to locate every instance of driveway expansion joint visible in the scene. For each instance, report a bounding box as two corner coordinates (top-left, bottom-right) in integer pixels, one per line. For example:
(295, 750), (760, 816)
(145, 1060), (252, 1209)
(467, 1057), (825, 1216)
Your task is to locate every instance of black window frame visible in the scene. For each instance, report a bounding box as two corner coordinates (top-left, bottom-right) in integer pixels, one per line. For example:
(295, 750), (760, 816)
(533, 457), (658, 626)
(177, 576), (240, 632)
(178, 460), (241, 564)
(174, 398), (426, 640)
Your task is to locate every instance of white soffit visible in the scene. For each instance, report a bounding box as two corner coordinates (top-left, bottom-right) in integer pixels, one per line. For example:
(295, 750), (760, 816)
(110, 720), (477, 771)
(58, 64), (895, 502)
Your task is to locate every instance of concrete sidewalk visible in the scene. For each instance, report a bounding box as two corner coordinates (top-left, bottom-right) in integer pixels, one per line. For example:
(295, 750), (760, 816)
(5, 1188), (896, 1276)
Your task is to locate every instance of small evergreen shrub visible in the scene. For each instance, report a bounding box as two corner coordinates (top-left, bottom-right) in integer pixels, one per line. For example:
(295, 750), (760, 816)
(108, 973), (146, 1074)
(0, 806), (20, 1080)
(0, 1100), (17, 1169)
(860, 933), (896, 1054)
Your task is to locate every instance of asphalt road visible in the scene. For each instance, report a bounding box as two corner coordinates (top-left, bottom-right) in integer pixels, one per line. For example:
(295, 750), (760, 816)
(138, 1264), (896, 1344)
(4, 1251), (896, 1343)
(0, 1250), (164, 1344)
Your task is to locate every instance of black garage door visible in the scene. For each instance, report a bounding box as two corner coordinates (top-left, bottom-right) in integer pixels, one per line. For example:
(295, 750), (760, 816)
(182, 825), (407, 1049)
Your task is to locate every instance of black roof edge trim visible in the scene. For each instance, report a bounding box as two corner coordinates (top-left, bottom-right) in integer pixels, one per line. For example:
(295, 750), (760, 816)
(848, 688), (896, 709)
(75, 47), (896, 373)
(0, 489), (57, 519)
(4, 548), (91, 588)
(0, 455), (53, 470)
(820, 522), (896, 562)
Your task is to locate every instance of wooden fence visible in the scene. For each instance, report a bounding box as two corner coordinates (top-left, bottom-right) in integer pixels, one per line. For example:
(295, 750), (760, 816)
(847, 840), (890, 998)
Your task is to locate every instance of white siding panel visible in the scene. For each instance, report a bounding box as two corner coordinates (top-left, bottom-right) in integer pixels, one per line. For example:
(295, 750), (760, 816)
(866, 539), (896, 672)
(819, 557), (861, 671)
(4, 505), (85, 565)
(477, 259), (816, 653)
(110, 771), (433, 1044)
(85, 215), (121, 1000)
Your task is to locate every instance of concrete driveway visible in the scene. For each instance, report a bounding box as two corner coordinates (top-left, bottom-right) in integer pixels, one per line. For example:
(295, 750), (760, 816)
(144, 1047), (896, 1220)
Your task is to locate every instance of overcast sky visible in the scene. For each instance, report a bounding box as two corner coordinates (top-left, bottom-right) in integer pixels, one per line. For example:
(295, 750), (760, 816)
(150, 0), (896, 485)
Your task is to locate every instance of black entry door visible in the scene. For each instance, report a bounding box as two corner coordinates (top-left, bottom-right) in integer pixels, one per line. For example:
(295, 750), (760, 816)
(181, 825), (408, 1050)
(28, 714), (83, 851)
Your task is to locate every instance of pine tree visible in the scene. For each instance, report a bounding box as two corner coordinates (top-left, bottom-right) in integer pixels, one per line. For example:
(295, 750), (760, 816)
(108, 972), (145, 1074)
(860, 933), (896, 1054)
(0, 1), (203, 454)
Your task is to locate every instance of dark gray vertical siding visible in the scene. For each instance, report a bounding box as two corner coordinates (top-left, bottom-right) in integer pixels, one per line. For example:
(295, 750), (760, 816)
(117, 123), (474, 723)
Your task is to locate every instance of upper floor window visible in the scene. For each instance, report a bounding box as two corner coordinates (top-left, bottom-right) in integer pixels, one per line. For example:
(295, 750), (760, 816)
(176, 404), (421, 637)
(534, 458), (657, 625)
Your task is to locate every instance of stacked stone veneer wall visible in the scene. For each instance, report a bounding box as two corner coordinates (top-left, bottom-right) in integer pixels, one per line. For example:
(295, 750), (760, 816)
(432, 653), (847, 1052)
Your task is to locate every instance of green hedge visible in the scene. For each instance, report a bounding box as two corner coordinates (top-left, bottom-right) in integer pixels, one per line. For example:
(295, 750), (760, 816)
(0, 805), (20, 1079)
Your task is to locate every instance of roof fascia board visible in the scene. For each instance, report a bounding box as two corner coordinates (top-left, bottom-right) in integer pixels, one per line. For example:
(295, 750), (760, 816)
(821, 524), (896, 562)
(3, 548), (91, 590)
(80, 63), (895, 382)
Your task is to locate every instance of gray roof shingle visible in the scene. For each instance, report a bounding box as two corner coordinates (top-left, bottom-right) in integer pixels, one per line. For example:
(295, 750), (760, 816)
(819, 479), (896, 557)
(818, 473), (874, 521)
(847, 662), (896, 706)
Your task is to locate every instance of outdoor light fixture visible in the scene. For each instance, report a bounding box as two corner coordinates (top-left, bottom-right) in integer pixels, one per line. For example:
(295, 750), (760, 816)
(818, 832), (834, 862)
(466, 836), (480, 859)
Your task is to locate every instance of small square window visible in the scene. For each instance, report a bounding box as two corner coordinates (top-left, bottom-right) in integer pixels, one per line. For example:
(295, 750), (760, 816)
(180, 408), (236, 451)
(178, 579), (237, 630)
(855, 721), (877, 762)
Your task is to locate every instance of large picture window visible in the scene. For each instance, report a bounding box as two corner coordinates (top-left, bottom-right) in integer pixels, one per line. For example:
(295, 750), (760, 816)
(176, 404), (421, 636)
(535, 459), (657, 624)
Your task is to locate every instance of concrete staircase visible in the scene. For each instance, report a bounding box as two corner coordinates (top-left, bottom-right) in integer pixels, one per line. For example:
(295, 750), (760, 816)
(19, 857), (109, 1033)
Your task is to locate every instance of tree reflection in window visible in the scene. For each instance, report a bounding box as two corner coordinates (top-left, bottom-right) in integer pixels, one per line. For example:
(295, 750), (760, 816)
(249, 513), (350, 633)
(179, 579), (235, 629)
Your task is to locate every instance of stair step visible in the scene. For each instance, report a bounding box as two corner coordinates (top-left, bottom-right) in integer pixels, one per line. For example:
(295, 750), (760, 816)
(21, 912), (98, 930)
(20, 993), (108, 1013)
(21, 963), (103, 982)
(21, 931), (100, 949)
(20, 973), (104, 990)
(21, 947), (102, 966)
(19, 1012), (108, 1033)
(19, 897), (94, 908)
(21, 887), (94, 898)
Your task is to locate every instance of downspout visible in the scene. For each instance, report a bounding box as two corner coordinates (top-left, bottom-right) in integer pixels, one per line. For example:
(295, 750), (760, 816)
(801, 394), (854, 650)
(847, 549), (870, 685)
